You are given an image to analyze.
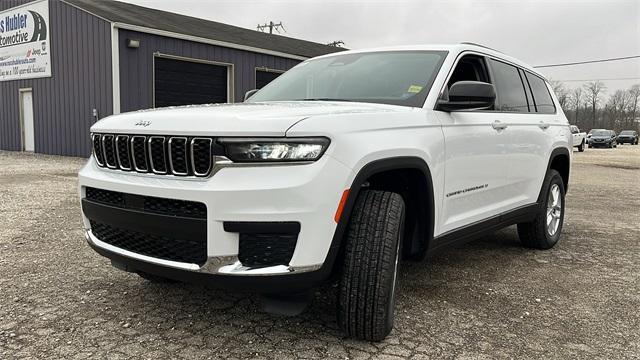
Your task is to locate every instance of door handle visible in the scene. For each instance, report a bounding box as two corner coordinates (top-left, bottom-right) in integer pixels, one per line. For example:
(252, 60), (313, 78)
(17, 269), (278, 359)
(492, 120), (507, 130)
(538, 121), (550, 130)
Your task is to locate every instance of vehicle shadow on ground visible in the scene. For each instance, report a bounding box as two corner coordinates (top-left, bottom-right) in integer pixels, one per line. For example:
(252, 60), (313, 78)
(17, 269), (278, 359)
(84, 227), (531, 344)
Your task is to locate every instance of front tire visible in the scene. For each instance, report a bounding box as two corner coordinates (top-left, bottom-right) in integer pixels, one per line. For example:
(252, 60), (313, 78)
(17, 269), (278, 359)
(578, 140), (585, 152)
(517, 169), (565, 250)
(337, 190), (405, 341)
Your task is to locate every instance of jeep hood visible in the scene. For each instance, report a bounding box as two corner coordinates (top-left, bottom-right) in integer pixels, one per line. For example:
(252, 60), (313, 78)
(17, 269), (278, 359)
(91, 101), (410, 136)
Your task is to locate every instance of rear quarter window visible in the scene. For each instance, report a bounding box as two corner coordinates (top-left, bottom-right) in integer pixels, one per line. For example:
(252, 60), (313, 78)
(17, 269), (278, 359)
(525, 72), (556, 114)
(489, 59), (529, 113)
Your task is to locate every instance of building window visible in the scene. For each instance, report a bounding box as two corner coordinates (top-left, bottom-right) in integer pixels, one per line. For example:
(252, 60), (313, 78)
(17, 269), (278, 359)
(255, 68), (284, 89)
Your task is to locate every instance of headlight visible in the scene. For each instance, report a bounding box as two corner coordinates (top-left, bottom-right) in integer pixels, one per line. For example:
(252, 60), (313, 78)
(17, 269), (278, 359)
(217, 137), (330, 162)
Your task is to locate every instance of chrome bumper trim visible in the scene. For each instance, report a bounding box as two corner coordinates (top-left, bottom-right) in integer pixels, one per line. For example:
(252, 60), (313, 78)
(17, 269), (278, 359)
(85, 230), (321, 276)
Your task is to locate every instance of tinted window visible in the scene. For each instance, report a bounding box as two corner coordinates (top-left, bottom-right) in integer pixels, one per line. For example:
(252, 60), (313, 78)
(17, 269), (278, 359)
(525, 72), (556, 114)
(448, 55), (489, 87)
(489, 59), (529, 112)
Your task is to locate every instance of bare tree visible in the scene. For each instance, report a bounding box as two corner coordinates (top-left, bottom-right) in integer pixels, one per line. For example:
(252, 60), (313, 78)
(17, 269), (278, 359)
(570, 87), (583, 126)
(583, 81), (607, 129)
(629, 85), (640, 129)
(550, 80), (569, 110)
(606, 90), (629, 130)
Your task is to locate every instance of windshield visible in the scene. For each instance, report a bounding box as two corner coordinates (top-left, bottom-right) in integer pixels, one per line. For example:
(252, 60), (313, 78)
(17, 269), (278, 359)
(592, 130), (610, 136)
(247, 51), (448, 107)
(620, 131), (635, 135)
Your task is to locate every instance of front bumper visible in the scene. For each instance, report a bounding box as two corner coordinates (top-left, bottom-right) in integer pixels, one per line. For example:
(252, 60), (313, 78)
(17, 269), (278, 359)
(78, 154), (352, 288)
(86, 237), (331, 293)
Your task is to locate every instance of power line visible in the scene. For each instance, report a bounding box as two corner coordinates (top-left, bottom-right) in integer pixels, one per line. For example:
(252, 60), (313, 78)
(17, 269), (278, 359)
(534, 55), (640, 68)
(554, 77), (640, 82)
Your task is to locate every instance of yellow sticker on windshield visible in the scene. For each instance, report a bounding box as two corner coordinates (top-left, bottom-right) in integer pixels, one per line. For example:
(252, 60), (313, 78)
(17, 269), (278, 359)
(407, 85), (423, 93)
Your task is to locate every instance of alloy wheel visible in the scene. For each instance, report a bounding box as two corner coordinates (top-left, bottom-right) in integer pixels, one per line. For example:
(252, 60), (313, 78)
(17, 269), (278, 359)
(546, 184), (562, 236)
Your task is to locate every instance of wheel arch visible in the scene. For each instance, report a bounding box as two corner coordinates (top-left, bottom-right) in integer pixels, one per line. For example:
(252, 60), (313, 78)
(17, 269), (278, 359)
(324, 157), (436, 277)
(544, 147), (571, 197)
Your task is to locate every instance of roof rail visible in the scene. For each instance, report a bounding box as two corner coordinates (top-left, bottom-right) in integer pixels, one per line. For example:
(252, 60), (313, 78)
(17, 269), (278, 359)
(459, 42), (502, 53)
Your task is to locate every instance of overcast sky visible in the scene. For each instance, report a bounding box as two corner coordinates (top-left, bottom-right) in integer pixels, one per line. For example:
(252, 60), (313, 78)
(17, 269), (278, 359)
(121, 0), (640, 94)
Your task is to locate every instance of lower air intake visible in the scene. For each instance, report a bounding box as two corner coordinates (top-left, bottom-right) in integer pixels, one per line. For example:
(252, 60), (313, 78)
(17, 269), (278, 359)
(238, 233), (298, 267)
(90, 221), (208, 265)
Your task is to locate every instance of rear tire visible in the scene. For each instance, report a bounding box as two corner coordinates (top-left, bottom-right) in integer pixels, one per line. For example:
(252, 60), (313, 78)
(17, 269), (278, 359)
(517, 169), (565, 250)
(337, 190), (405, 341)
(577, 140), (584, 152)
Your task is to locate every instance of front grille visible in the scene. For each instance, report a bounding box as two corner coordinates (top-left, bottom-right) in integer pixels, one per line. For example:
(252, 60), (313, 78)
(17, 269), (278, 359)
(131, 136), (148, 171)
(92, 134), (105, 166)
(85, 187), (207, 264)
(238, 233), (298, 267)
(85, 187), (124, 207)
(85, 187), (206, 219)
(92, 133), (214, 177)
(191, 138), (213, 176)
(102, 135), (117, 168)
(115, 135), (132, 170)
(90, 221), (208, 265)
(168, 137), (188, 175)
(143, 197), (207, 219)
(148, 136), (167, 174)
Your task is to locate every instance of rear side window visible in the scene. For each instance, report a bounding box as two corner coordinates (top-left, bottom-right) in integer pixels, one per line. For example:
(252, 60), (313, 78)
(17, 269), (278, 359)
(525, 72), (556, 114)
(489, 59), (529, 112)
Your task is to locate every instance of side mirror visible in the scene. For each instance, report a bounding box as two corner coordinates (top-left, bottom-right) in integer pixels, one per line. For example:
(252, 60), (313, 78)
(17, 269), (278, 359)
(244, 89), (259, 102)
(437, 81), (496, 112)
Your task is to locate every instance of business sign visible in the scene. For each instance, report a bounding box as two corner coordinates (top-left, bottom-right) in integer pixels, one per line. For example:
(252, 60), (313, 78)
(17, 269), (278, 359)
(0, 0), (51, 82)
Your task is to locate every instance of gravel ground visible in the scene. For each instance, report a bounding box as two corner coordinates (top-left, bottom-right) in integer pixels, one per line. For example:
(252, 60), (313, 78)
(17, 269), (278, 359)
(0, 146), (639, 359)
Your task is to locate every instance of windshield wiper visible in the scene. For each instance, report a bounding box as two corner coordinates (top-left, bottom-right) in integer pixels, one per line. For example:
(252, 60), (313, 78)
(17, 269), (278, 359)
(296, 98), (355, 102)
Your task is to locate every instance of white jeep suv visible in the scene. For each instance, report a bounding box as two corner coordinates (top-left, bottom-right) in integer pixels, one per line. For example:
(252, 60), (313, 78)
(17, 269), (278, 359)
(79, 43), (571, 341)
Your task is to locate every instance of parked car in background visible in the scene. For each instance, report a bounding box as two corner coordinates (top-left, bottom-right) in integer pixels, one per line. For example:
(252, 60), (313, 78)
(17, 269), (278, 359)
(617, 130), (638, 145)
(586, 128), (605, 145)
(570, 125), (586, 152)
(589, 129), (617, 148)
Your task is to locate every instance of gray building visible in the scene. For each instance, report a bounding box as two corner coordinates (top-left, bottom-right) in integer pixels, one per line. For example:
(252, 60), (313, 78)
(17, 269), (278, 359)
(0, 0), (342, 157)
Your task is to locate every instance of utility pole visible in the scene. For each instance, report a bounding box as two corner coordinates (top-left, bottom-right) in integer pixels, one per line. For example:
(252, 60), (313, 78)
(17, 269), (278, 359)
(257, 21), (285, 34)
(327, 40), (345, 47)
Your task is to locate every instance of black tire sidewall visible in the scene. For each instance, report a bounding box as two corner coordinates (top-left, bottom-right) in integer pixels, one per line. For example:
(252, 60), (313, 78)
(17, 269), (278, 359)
(385, 206), (404, 331)
(337, 190), (406, 341)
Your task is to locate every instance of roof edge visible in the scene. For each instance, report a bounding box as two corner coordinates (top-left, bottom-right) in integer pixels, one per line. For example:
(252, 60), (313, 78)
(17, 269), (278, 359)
(60, 0), (112, 23)
(113, 23), (309, 61)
